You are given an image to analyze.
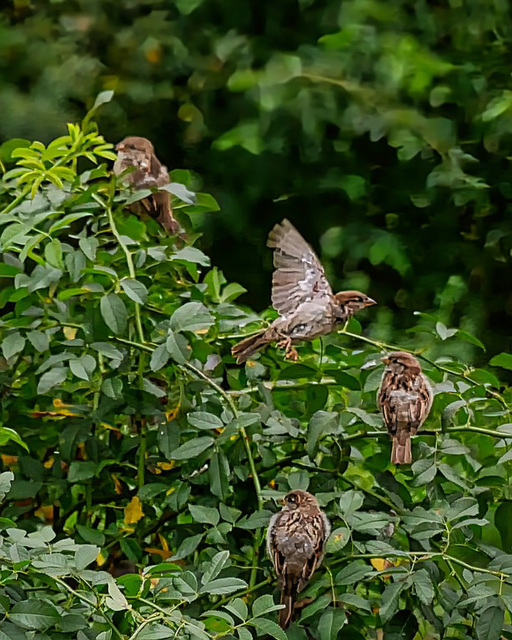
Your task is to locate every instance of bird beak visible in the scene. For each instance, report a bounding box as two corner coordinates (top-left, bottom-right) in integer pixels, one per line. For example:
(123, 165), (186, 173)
(279, 498), (285, 506)
(364, 297), (377, 307)
(116, 143), (126, 152)
(381, 355), (390, 365)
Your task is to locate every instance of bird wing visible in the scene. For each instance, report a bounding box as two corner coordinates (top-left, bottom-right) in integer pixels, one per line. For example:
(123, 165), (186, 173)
(379, 379), (432, 436)
(268, 219), (333, 316)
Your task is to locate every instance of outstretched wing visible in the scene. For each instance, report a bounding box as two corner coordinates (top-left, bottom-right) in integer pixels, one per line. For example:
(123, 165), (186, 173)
(268, 219), (333, 315)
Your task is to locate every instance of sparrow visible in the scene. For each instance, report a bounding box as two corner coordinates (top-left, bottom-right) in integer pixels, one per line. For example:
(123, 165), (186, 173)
(377, 351), (433, 465)
(231, 219), (376, 363)
(113, 136), (181, 235)
(267, 490), (331, 629)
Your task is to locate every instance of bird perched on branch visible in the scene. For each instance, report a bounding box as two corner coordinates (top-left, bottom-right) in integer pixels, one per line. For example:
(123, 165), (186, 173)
(267, 490), (330, 629)
(231, 219), (376, 363)
(114, 136), (181, 235)
(378, 352), (433, 465)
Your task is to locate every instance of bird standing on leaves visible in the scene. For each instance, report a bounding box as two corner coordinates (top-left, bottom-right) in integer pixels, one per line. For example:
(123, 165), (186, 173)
(231, 219), (376, 363)
(378, 351), (433, 465)
(114, 136), (181, 235)
(267, 490), (331, 629)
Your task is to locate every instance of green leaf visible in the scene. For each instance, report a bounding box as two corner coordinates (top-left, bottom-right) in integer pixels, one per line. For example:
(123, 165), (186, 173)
(188, 411), (224, 430)
(379, 581), (405, 623)
(150, 344), (170, 372)
(412, 569), (434, 605)
(44, 238), (64, 269)
(200, 577), (247, 595)
(171, 246), (210, 266)
(2, 332), (25, 360)
(201, 550), (230, 585)
(100, 293), (127, 335)
(137, 623), (173, 640)
(75, 544), (100, 571)
(0, 473), (14, 502)
(225, 598), (248, 621)
(27, 330), (49, 353)
(237, 509), (273, 530)
(170, 301), (214, 332)
(252, 594), (284, 618)
(495, 502), (512, 552)
(335, 561), (374, 585)
(91, 342), (124, 360)
(209, 450), (230, 499)
(490, 353), (512, 370)
(171, 534), (203, 561)
(318, 608), (347, 640)
(121, 278), (148, 305)
(251, 618), (287, 640)
(189, 504), (220, 526)
(37, 367), (67, 394)
(68, 461), (97, 483)
(476, 606), (504, 640)
(9, 601), (60, 631)
(170, 436), (215, 460)
(158, 420), (180, 459)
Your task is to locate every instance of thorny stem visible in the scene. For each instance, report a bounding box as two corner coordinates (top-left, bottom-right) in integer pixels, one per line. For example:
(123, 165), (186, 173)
(328, 551), (510, 581)
(96, 195), (145, 345)
(182, 361), (265, 589)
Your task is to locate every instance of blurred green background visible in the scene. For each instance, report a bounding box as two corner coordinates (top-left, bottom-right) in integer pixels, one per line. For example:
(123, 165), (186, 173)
(2, 0), (512, 355)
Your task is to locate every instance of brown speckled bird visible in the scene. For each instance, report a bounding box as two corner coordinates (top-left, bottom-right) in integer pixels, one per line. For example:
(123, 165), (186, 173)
(114, 136), (180, 235)
(378, 352), (433, 465)
(231, 219), (376, 363)
(267, 490), (331, 629)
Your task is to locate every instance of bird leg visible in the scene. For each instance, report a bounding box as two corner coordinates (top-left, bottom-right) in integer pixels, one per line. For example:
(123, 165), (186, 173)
(276, 335), (298, 361)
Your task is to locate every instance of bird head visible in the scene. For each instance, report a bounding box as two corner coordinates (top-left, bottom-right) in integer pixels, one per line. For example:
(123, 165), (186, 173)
(116, 136), (154, 154)
(382, 351), (422, 375)
(283, 490), (319, 510)
(334, 291), (376, 318)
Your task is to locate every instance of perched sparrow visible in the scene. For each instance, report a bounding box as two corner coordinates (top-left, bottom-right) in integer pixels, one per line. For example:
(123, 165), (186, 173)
(231, 219), (376, 363)
(267, 490), (331, 629)
(377, 352), (433, 465)
(114, 136), (180, 235)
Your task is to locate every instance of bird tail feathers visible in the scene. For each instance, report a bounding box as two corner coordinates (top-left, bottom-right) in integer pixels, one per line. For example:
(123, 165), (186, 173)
(279, 592), (294, 629)
(391, 435), (412, 465)
(231, 331), (268, 364)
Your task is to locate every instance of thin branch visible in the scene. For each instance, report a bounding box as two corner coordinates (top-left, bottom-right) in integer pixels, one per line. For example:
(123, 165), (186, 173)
(328, 551), (509, 580)
(95, 194), (145, 345)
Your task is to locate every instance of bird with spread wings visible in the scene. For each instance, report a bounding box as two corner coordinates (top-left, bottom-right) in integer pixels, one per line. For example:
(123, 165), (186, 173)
(231, 219), (376, 363)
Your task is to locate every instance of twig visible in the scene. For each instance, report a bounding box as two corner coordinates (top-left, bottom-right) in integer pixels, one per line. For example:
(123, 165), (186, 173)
(95, 194), (145, 345)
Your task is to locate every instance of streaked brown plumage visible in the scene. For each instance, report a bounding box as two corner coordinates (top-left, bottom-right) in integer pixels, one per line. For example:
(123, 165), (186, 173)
(377, 352), (433, 465)
(267, 490), (331, 629)
(232, 219), (376, 363)
(114, 136), (180, 235)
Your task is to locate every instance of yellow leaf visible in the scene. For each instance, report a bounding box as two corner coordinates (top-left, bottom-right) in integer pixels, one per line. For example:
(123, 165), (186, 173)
(96, 551), (107, 567)
(157, 461), (175, 471)
(34, 505), (54, 522)
(371, 558), (394, 572)
(63, 326), (78, 340)
(158, 533), (169, 551)
(1, 455), (18, 467)
(124, 496), (144, 525)
(43, 457), (54, 469)
(112, 475), (123, 494)
(144, 547), (172, 559)
(165, 405), (180, 421)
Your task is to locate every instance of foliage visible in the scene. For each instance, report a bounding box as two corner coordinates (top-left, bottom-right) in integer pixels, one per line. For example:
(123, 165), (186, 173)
(0, 101), (511, 639)
(2, 0), (512, 351)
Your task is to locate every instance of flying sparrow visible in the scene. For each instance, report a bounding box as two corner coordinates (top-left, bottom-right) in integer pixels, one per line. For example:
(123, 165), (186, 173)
(114, 136), (181, 235)
(267, 490), (331, 629)
(377, 351), (433, 465)
(231, 219), (376, 363)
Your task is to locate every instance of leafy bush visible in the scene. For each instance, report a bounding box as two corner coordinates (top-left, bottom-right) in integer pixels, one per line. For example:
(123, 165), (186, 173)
(0, 96), (512, 640)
